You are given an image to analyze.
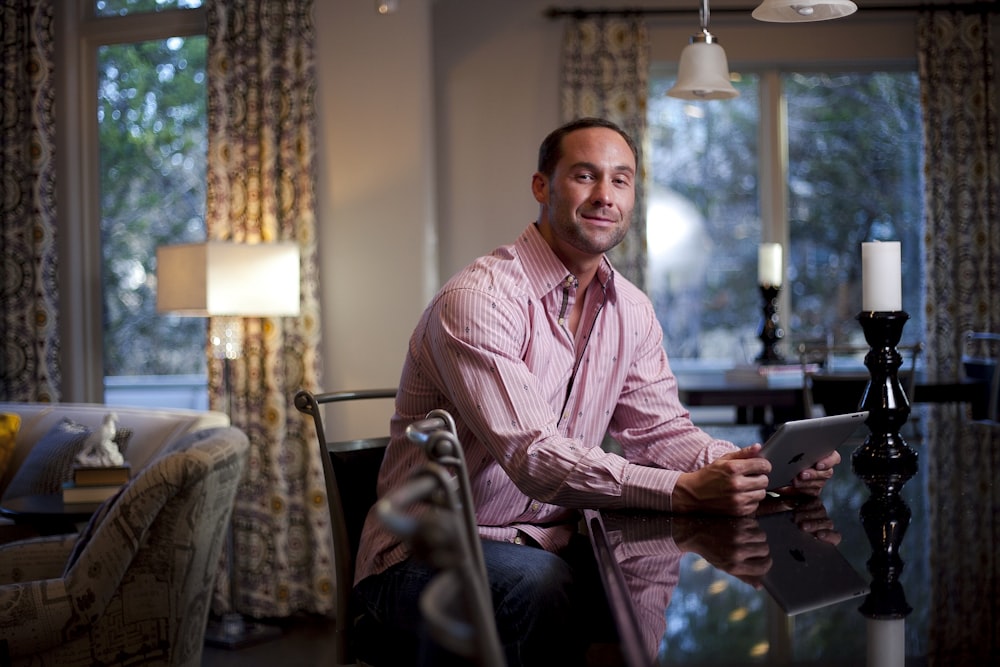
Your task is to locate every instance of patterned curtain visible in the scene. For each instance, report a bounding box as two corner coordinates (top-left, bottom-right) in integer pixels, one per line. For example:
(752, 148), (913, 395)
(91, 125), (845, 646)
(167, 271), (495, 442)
(560, 16), (649, 291)
(918, 9), (1000, 380)
(205, 0), (329, 617)
(0, 0), (60, 403)
(917, 9), (1000, 664)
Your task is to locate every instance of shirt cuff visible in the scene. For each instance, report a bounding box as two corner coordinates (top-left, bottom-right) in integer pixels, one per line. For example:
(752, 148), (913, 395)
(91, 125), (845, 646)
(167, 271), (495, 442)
(620, 463), (680, 512)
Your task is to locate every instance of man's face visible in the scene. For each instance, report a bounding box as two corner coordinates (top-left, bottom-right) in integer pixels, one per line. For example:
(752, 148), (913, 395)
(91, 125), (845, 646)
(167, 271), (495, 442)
(533, 127), (636, 262)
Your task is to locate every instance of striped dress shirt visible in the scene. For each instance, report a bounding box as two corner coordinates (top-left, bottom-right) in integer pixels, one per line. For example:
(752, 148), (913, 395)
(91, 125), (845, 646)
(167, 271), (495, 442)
(355, 223), (736, 584)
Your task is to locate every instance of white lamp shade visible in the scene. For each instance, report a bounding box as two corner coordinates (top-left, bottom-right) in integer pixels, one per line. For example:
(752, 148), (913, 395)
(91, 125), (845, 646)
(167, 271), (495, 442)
(667, 41), (739, 100)
(156, 241), (301, 317)
(752, 0), (857, 23)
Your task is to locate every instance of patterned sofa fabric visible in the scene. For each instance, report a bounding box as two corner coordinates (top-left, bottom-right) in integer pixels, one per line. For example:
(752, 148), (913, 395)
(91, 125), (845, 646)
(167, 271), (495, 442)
(0, 425), (249, 667)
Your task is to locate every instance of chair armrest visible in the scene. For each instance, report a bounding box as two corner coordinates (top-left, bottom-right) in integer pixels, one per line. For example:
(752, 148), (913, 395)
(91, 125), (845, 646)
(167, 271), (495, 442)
(0, 534), (76, 584)
(0, 577), (72, 657)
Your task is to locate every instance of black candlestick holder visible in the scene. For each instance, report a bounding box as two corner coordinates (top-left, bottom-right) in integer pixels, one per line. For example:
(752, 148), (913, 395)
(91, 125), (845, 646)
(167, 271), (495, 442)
(858, 483), (913, 620)
(756, 284), (784, 365)
(851, 311), (918, 480)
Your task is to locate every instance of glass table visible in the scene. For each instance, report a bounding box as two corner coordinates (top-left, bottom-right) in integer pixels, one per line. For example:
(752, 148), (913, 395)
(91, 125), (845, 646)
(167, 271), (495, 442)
(586, 405), (999, 666)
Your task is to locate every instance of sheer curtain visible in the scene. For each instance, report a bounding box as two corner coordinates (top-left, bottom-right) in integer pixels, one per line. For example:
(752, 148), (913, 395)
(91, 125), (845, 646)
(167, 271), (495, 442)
(560, 15), (649, 291)
(0, 0), (60, 403)
(205, 0), (331, 617)
(918, 7), (1000, 662)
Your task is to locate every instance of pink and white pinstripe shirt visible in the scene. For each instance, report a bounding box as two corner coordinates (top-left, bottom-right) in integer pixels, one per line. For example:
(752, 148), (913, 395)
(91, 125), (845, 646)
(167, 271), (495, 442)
(355, 223), (736, 583)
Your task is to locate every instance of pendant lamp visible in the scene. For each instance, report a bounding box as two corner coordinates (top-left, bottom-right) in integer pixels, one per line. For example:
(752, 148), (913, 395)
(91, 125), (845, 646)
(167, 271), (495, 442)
(752, 0), (857, 23)
(667, 0), (739, 100)
(667, 36), (739, 100)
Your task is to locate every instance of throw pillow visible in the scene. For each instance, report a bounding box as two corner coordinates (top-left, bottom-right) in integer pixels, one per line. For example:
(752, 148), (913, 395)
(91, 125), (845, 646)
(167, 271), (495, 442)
(113, 427), (133, 456)
(0, 413), (21, 481)
(1, 415), (134, 502)
(1, 418), (91, 502)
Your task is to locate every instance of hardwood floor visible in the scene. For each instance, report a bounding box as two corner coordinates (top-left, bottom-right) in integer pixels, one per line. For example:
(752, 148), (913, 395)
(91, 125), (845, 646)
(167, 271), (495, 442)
(200, 615), (338, 667)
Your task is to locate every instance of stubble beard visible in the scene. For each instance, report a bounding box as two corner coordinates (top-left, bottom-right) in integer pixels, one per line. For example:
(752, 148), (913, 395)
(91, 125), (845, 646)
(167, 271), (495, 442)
(555, 207), (631, 256)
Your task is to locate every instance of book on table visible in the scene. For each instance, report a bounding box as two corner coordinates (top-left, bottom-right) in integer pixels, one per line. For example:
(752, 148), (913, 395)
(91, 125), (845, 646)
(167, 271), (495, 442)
(63, 464), (131, 504)
(62, 481), (124, 504)
(72, 464), (131, 486)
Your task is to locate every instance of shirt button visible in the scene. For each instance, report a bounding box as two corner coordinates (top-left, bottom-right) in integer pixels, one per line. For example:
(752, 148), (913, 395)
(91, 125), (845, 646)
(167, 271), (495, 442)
(530, 502), (540, 511)
(513, 535), (524, 545)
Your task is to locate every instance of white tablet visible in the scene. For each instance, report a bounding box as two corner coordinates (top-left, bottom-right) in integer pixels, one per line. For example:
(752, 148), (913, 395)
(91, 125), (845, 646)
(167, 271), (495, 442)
(759, 411), (868, 491)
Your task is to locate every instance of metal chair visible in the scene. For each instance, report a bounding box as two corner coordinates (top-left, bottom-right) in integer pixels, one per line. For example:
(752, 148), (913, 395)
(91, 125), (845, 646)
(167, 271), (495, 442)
(377, 411), (504, 667)
(962, 331), (1000, 423)
(293, 388), (396, 666)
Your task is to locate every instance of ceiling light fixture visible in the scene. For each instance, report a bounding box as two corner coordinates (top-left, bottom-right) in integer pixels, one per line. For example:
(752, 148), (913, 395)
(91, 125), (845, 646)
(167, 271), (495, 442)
(667, 0), (739, 100)
(752, 0), (857, 23)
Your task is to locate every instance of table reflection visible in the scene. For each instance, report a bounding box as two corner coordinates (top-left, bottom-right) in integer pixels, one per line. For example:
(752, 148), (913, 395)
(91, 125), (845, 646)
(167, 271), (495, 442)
(589, 406), (999, 666)
(856, 446), (914, 667)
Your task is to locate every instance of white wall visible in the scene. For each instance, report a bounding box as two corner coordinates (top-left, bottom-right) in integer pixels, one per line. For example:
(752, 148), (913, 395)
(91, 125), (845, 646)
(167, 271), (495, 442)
(315, 1), (436, 436)
(313, 0), (919, 436)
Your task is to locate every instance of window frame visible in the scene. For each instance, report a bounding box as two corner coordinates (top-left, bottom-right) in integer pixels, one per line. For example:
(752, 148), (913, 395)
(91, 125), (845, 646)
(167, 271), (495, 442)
(56, 0), (206, 402)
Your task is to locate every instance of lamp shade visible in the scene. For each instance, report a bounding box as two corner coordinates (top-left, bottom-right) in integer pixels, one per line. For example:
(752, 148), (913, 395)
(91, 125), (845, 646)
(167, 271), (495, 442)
(752, 0), (857, 23)
(156, 241), (301, 317)
(667, 36), (739, 100)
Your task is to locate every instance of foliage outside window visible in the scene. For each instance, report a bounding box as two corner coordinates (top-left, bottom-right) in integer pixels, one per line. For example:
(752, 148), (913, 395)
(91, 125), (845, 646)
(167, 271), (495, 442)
(785, 72), (924, 347)
(95, 0), (202, 17)
(646, 70), (924, 368)
(98, 35), (207, 379)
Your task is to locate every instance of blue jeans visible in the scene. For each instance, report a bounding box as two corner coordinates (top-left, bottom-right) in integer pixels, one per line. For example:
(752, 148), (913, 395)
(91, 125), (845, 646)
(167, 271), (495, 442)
(353, 534), (613, 666)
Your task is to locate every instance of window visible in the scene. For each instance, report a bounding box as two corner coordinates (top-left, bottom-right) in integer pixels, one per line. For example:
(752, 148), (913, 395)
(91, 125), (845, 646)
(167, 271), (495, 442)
(98, 34), (208, 406)
(61, 0), (207, 406)
(646, 68), (924, 370)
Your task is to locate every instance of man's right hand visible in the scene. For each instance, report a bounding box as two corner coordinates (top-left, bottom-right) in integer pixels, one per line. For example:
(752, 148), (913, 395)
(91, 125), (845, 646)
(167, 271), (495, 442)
(672, 444), (771, 516)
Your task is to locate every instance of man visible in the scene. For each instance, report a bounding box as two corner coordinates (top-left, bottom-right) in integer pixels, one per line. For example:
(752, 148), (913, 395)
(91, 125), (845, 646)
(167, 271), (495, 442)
(353, 117), (840, 665)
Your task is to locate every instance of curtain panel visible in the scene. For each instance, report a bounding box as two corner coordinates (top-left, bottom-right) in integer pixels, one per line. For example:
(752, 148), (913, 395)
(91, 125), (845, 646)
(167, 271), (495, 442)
(205, 0), (329, 617)
(0, 0), (59, 403)
(918, 9), (1000, 379)
(918, 8), (1000, 664)
(560, 16), (650, 291)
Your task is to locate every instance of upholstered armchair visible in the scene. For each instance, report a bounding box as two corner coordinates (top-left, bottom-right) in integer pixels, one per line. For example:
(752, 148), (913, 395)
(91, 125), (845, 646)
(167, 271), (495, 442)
(0, 425), (249, 667)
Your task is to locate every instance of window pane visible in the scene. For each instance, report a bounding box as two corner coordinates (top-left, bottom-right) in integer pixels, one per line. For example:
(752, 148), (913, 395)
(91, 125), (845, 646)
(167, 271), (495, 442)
(784, 72), (924, 350)
(646, 75), (761, 364)
(98, 36), (208, 400)
(95, 0), (202, 17)
(647, 70), (924, 369)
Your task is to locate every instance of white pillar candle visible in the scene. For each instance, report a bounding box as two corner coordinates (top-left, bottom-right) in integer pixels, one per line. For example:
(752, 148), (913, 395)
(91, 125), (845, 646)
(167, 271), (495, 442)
(758, 243), (783, 287)
(866, 618), (905, 667)
(861, 241), (902, 311)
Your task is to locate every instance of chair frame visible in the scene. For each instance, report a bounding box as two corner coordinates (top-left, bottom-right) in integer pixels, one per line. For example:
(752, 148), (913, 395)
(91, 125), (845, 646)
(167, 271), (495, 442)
(962, 331), (1000, 422)
(378, 414), (504, 667)
(293, 388), (396, 666)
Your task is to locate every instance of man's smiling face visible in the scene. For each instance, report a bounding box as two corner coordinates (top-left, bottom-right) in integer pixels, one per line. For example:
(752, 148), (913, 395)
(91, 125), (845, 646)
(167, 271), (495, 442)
(533, 126), (637, 268)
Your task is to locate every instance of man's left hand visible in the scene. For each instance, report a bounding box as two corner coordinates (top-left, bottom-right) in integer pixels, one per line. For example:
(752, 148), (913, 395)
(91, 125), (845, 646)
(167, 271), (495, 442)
(775, 449), (841, 497)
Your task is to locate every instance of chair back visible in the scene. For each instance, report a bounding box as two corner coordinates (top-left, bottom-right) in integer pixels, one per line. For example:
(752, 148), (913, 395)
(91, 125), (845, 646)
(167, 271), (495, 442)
(1, 426), (249, 666)
(293, 388), (396, 665)
(962, 331), (1000, 422)
(377, 412), (504, 667)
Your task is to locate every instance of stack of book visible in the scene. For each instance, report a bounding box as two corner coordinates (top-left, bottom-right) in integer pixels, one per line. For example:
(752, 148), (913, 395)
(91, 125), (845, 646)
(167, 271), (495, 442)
(62, 464), (131, 504)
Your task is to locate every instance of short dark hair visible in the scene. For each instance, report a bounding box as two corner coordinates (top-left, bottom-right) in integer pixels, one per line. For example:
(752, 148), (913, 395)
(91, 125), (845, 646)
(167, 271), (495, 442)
(536, 117), (639, 178)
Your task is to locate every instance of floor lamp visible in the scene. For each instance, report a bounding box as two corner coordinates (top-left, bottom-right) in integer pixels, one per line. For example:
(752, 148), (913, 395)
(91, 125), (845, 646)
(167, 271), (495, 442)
(157, 240), (301, 649)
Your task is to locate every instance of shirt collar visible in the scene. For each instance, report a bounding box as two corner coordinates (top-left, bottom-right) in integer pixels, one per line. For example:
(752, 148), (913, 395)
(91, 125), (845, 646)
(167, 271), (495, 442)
(517, 223), (617, 298)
